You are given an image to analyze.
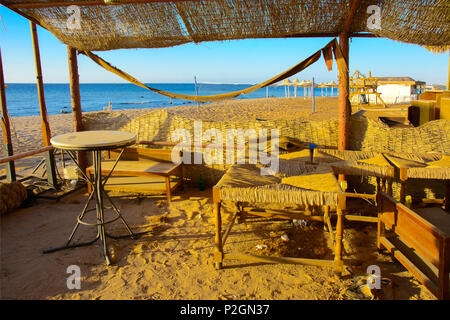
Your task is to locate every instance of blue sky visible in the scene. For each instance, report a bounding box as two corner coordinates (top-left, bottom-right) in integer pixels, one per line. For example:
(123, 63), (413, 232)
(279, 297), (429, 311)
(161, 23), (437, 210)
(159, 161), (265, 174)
(0, 6), (448, 85)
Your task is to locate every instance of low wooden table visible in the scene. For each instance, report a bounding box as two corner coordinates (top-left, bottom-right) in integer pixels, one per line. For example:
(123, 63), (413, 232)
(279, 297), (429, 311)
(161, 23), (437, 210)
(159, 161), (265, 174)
(44, 130), (149, 265)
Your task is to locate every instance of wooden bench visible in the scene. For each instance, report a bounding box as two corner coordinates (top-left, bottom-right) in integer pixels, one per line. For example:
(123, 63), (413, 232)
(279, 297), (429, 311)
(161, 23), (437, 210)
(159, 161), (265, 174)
(377, 192), (450, 299)
(86, 147), (183, 201)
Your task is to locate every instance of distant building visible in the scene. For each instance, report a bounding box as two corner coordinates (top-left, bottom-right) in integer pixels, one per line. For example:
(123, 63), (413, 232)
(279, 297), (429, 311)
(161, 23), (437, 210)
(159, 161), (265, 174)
(369, 77), (426, 104)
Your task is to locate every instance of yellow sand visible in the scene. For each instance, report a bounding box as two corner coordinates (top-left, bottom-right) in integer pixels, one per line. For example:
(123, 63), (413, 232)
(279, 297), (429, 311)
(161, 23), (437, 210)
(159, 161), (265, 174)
(0, 97), (438, 300)
(0, 186), (436, 300)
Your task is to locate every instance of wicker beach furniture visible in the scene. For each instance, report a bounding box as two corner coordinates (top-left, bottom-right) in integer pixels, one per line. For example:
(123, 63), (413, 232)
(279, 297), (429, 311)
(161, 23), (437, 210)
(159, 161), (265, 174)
(212, 163), (352, 275)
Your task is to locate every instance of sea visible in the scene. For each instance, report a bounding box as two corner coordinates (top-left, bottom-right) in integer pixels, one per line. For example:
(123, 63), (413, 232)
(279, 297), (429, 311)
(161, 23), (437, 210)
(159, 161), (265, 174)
(3, 83), (338, 117)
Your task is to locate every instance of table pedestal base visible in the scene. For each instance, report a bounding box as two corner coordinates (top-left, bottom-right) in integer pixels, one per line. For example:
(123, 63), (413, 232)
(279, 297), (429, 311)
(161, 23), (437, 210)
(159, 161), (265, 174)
(43, 149), (149, 265)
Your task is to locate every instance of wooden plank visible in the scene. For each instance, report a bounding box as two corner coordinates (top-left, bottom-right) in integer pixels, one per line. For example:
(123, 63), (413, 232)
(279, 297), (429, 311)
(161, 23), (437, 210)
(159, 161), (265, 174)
(30, 22), (52, 147)
(243, 209), (324, 222)
(344, 215), (378, 223)
(31, 22), (58, 189)
(102, 175), (179, 193)
(415, 207), (450, 236)
(0, 146), (54, 164)
(342, 192), (376, 200)
(225, 252), (336, 268)
(379, 193), (448, 269)
(107, 147), (174, 162)
(380, 236), (438, 298)
(0, 48), (16, 181)
(94, 159), (179, 175)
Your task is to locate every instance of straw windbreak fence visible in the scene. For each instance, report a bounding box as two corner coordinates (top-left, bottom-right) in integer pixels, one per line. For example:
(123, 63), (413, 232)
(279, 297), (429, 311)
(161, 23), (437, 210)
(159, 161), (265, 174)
(3, 0), (449, 51)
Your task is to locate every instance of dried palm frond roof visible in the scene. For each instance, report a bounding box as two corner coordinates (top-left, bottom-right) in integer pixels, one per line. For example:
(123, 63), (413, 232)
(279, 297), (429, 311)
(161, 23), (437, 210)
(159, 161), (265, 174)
(2, 0), (449, 51)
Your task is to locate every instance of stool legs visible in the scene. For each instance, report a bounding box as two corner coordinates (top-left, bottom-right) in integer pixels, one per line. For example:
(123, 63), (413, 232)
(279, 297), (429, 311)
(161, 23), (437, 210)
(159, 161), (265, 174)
(334, 208), (344, 275)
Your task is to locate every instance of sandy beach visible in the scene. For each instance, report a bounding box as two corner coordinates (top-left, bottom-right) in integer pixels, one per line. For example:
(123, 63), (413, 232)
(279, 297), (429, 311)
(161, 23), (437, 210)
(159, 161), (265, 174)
(2, 97), (431, 300)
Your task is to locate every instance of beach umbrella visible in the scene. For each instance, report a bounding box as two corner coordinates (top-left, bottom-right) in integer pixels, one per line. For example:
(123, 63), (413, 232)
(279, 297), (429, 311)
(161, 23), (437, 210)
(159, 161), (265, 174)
(276, 79), (291, 97)
(276, 79), (287, 97)
(285, 79), (292, 97)
(318, 82), (327, 96)
(327, 80), (337, 96)
(291, 78), (300, 97)
(306, 80), (313, 97)
(297, 80), (308, 99)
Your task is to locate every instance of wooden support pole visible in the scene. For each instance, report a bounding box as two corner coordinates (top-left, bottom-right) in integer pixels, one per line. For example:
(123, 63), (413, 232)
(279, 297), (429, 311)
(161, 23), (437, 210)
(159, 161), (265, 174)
(31, 22), (58, 189)
(334, 208), (344, 275)
(337, 0), (360, 183)
(338, 32), (350, 183)
(31, 22), (51, 147)
(67, 46), (87, 173)
(338, 32), (350, 151)
(214, 201), (223, 269)
(0, 48), (16, 182)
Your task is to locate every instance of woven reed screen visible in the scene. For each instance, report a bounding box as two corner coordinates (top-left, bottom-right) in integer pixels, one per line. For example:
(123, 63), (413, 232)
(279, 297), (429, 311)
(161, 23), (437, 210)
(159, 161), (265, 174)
(6, 0), (449, 51)
(118, 109), (450, 185)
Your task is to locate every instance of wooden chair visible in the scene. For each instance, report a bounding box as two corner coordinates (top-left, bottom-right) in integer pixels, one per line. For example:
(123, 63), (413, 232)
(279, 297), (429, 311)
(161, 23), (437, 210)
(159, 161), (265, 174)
(377, 192), (450, 299)
(86, 147), (183, 202)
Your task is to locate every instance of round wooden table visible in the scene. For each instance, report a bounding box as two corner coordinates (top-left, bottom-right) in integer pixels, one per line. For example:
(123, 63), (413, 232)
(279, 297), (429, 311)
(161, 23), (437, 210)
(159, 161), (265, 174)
(44, 130), (147, 265)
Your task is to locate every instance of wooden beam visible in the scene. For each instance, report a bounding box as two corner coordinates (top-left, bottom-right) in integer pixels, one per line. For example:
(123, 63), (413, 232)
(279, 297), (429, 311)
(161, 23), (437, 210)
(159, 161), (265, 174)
(67, 46), (87, 173)
(31, 22), (58, 189)
(0, 146), (54, 165)
(0, 48), (16, 182)
(338, 0), (359, 185)
(0, 2), (47, 29)
(338, 32), (350, 152)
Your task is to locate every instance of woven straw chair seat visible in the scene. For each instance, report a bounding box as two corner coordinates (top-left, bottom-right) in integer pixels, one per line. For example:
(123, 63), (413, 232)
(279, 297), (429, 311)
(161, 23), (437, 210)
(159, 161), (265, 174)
(215, 164), (341, 206)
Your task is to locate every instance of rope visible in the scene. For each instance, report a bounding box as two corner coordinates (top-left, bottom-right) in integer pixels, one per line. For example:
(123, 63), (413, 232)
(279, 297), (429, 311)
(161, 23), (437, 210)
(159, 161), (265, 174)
(81, 39), (338, 103)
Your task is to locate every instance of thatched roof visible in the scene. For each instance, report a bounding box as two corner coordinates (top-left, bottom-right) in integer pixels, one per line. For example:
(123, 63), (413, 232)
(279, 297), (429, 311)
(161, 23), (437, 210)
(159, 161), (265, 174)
(2, 0), (449, 51)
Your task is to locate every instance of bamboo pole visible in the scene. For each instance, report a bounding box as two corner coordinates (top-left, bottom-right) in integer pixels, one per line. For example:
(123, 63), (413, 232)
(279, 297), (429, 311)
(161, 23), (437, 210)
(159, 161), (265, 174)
(31, 22), (52, 147)
(338, 33), (350, 151)
(214, 201), (223, 269)
(31, 22), (58, 188)
(0, 48), (16, 181)
(338, 33), (350, 183)
(67, 46), (87, 173)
